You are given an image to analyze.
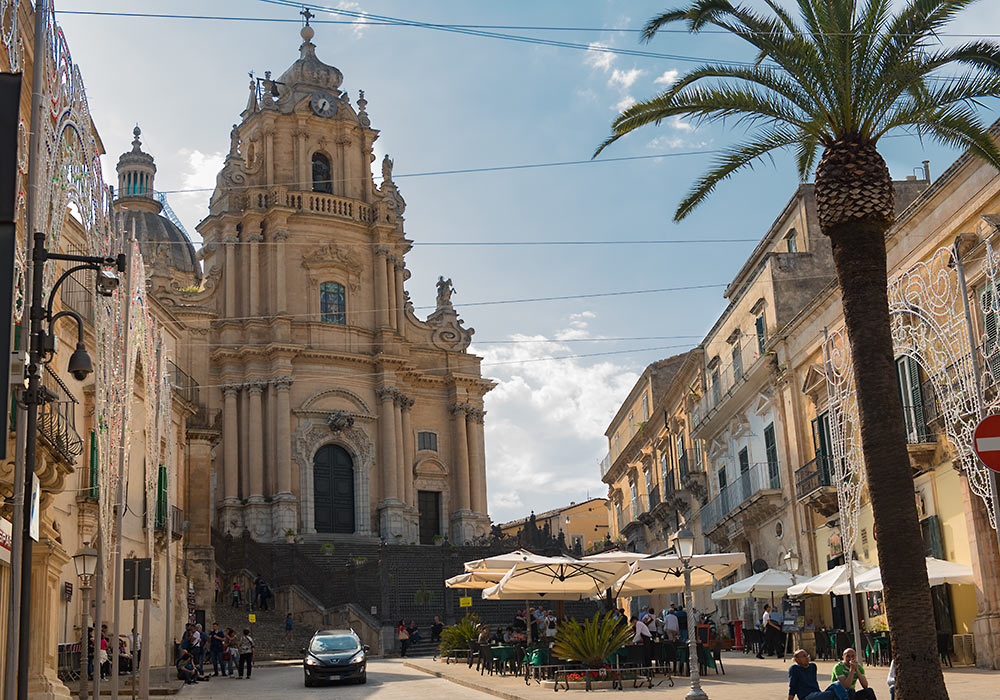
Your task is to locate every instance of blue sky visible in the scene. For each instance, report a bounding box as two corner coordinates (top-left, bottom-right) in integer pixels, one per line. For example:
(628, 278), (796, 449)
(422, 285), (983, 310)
(55, 0), (1000, 523)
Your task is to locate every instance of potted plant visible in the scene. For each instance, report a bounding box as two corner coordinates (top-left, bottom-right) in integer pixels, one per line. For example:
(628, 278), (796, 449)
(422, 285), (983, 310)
(284, 528), (296, 544)
(438, 613), (483, 662)
(321, 542), (336, 556)
(550, 612), (633, 690)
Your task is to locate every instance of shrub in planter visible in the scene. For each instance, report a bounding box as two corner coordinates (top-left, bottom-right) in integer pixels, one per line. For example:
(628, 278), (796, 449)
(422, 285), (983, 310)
(438, 613), (483, 657)
(551, 612), (632, 669)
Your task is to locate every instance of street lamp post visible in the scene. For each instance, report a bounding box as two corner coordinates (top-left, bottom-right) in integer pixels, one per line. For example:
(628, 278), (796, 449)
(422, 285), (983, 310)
(13, 231), (121, 700)
(73, 545), (98, 700)
(783, 551), (800, 654)
(675, 527), (707, 700)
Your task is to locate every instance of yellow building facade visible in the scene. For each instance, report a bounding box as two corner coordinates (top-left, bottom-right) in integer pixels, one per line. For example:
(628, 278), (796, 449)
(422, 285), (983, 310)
(497, 498), (609, 553)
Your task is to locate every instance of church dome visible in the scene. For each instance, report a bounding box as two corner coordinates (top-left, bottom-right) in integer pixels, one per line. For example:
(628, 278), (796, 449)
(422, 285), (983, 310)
(277, 22), (344, 95)
(120, 208), (201, 278)
(114, 126), (201, 280)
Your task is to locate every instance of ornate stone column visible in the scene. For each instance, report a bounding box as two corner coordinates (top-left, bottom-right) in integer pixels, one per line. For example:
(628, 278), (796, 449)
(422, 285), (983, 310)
(247, 232), (262, 316)
(466, 407), (486, 515)
(224, 236), (237, 318)
(377, 387), (398, 500)
(401, 396), (415, 506)
(394, 260), (406, 332)
(961, 472), (1000, 668)
(393, 394), (406, 506)
(274, 229), (289, 313)
(222, 384), (240, 503)
(247, 382), (265, 498)
(451, 403), (471, 512)
(374, 246), (390, 328)
(386, 255), (398, 332)
(27, 538), (72, 700)
(272, 376), (297, 536)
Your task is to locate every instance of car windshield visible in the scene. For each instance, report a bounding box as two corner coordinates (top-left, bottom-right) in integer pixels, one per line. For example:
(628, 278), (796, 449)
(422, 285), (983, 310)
(309, 635), (359, 653)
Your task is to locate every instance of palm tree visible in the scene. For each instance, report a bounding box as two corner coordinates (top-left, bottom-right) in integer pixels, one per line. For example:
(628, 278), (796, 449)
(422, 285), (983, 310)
(595, 2), (1000, 698)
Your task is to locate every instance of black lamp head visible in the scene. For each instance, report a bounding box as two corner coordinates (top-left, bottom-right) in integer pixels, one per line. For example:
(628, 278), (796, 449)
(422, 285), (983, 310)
(68, 342), (93, 381)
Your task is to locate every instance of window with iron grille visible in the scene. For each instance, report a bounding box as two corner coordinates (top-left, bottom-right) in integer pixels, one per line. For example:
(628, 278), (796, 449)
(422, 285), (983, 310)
(417, 431), (438, 452)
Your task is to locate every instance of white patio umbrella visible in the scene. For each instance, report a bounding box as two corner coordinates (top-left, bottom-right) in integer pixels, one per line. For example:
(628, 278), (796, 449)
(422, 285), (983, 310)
(786, 561), (877, 596)
(463, 549), (566, 572)
(582, 551), (650, 563)
(445, 571), (506, 590)
(831, 557), (974, 594)
(711, 568), (798, 600)
(611, 552), (746, 596)
(482, 554), (632, 600)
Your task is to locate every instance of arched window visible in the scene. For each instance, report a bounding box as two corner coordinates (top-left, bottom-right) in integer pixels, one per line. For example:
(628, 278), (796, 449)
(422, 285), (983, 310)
(320, 282), (346, 325)
(312, 152), (332, 193)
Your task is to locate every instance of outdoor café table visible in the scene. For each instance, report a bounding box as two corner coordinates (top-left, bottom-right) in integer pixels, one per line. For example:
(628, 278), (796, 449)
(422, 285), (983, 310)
(492, 645), (517, 674)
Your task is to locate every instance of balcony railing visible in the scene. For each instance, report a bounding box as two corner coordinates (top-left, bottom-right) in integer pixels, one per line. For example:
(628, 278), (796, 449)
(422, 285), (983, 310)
(631, 493), (648, 519)
(38, 367), (83, 464)
(693, 335), (763, 427)
(167, 360), (200, 406)
(59, 274), (94, 324)
(662, 470), (677, 498)
(678, 453), (689, 482)
(700, 461), (781, 532)
(794, 456), (833, 501)
(648, 484), (661, 511)
(616, 505), (631, 533)
(600, 453), (611, 478)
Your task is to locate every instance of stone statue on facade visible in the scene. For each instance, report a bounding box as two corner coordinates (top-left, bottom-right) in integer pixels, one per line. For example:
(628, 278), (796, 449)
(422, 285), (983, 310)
(382, 154), (394, 183)
(436, 276), (455, 310)
(229, 124), (241, 157)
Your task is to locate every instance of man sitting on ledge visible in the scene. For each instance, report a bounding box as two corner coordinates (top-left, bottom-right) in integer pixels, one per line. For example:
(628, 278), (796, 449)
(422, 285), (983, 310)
(788, 649), (848, 700)
(833, 648), (877, 699)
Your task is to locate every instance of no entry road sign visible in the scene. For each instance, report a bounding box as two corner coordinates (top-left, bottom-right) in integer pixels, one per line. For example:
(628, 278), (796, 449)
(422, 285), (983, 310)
(973, 415), (1000, 472)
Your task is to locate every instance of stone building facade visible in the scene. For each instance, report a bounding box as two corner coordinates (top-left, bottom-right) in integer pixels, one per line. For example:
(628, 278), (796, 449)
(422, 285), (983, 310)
(149, 22), (494, 546)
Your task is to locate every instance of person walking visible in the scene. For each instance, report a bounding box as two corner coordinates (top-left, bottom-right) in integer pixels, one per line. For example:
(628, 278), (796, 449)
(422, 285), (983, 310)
(397, 620), (410, 657)
(231, 583), (241, 609)
(192, 623), (205, 672)
(665, 607), (680, 642)
(285, 612), (294, 641)
(224, 628), (239, 678)
(238, 628), (254, 679)
(209, 622), (226, 676)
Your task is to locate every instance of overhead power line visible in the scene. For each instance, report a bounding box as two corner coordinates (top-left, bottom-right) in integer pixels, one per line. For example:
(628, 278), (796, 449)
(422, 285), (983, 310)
(55, 9), (1000, 38)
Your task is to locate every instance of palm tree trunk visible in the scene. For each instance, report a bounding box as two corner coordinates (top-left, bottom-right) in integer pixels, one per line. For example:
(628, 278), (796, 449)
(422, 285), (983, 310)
(827, 219), (948, 700)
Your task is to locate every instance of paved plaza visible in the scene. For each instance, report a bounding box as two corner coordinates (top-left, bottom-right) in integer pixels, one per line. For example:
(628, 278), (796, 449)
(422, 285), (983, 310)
(177, 659), (496, 699)
(403, 653), (1000, 699)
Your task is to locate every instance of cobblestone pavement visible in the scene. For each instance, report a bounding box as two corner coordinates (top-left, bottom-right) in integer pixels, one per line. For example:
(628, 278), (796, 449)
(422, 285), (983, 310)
(177, 658), (495, 699)
(404, 652), (1000, 699)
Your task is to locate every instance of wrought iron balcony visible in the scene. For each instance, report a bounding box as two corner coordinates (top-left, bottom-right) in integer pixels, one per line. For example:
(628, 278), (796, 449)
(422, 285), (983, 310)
(648, 484), (662, 511)
(678, 453), (689, 482)
(699, 461), (781, 533)
(795, 456), (833, 500)
(59, 274), (94, 324)
(794, 455), (838, 517)
(167, 359), (200, 406)
(38, 367), (83, 464)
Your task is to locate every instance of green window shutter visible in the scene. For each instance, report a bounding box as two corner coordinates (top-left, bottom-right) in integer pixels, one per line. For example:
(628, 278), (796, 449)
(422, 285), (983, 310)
(982, 285), (1000, 378)
(755, 314), (766, 354)
(738, 447), (750, 473)
(907, 357), (928, 442)
(895, 358), (914, 440)
(764, 423), (779, 486)
(155, 465), (167, 529)
(89, 430), (99, 498)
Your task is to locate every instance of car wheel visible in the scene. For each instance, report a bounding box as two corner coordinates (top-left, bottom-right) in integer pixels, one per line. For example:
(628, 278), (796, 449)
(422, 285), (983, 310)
(358, 673), (367, 684)
(304, 674), (314, 688)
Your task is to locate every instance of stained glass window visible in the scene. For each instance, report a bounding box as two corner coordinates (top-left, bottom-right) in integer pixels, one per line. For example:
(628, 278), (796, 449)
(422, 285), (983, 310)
(320, 282), (346, 325)
(312, 152), (332, 193)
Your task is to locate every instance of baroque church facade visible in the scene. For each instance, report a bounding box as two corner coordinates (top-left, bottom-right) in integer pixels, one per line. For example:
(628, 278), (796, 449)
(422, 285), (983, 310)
(119, 20), (493, 546)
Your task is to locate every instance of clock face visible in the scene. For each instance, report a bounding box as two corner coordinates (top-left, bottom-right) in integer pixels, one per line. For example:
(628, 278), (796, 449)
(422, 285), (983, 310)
(310, 92), (337, 118)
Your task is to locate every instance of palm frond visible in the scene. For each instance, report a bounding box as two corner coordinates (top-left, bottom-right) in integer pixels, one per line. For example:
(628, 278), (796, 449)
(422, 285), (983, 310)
(598, 0), (1000, 221)
(674, 126), (801, 221)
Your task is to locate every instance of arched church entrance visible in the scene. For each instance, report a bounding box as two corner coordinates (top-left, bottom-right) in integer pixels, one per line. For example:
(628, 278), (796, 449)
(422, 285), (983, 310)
(313, 444), (355, 533)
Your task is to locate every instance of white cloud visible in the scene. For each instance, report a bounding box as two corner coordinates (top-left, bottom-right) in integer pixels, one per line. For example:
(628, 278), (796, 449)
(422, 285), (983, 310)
(615, 95), (636, 112)
(337, 1), (369, 38)
(167, 148), (224, 240)
(585, 42), (616, 72)
(670, 116), (694, 132)
(610, 67), (644, 90)
(476, 314), (642, 522)
(655, 69), (680, 86)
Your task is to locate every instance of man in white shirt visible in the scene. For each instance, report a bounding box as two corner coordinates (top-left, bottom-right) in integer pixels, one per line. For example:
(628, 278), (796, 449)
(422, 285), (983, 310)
(665, 609), (680, 642)
(631, 616), (653, 666)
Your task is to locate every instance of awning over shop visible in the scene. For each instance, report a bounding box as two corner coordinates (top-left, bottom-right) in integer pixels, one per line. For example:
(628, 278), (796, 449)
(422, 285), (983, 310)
(711, 568), (798, 600)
